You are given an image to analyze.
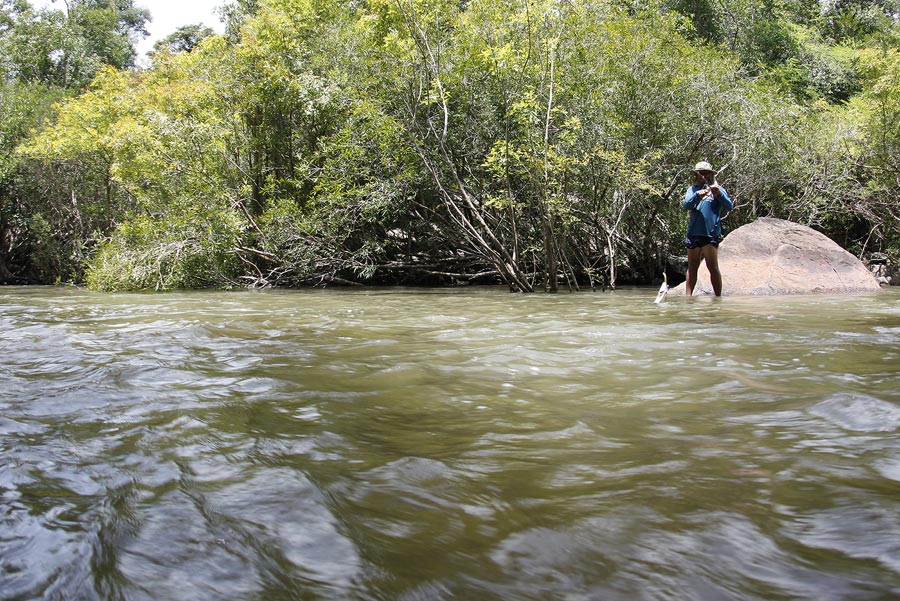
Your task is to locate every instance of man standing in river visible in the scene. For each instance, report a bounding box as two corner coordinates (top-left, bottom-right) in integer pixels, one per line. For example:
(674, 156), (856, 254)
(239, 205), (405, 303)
(683, 161), (733, 296)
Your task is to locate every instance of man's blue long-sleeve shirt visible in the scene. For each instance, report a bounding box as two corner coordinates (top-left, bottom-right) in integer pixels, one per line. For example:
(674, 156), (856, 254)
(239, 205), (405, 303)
(683, 184), (733, 238)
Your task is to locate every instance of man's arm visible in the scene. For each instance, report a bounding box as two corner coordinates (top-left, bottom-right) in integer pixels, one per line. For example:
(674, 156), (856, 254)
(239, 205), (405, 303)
(683, 186), (703, 210)
(711, 184), (733, 213)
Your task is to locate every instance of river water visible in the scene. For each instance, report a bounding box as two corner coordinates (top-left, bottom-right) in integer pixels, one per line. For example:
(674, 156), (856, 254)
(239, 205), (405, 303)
(2, 286), (899, 600)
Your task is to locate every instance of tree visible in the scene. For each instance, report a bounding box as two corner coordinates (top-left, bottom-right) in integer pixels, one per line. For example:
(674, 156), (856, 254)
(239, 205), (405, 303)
(10, 0), (900, 289)
(0, 78), (67, 281)
(1, 0), (148, 88)
(823, 0), (900, 44)
(151, 24), (215, 56)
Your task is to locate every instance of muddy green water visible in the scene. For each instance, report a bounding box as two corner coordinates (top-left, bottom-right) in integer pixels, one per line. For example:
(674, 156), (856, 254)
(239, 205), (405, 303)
(2, 286), (900, 600)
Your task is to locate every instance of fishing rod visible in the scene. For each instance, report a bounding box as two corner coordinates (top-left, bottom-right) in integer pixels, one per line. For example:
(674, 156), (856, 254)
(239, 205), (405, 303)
(697, 142), (737, 210)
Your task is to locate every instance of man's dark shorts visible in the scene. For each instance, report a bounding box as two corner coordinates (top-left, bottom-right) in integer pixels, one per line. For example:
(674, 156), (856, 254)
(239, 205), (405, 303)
(684, 235), (720, 249)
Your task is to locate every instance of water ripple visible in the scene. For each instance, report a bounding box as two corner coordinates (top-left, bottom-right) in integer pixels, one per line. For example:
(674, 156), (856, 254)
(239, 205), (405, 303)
(1, 286), (899, 600)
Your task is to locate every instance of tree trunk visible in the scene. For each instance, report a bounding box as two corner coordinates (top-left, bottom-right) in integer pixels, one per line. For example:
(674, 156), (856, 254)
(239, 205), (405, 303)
(606, 232), (616, 290)
(399, 2), (534, 291)
(544, 213), (558, 292)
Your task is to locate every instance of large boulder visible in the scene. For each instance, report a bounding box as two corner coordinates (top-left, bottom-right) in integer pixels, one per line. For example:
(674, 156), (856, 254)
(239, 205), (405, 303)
(671, 217), (881, 296)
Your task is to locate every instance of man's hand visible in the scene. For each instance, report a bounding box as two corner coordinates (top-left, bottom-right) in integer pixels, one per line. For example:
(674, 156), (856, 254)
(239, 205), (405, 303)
(708, 183), (720, 197)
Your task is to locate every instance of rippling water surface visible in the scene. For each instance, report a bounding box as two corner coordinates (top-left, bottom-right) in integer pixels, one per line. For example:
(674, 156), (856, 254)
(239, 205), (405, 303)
(2, 286), (899, 600)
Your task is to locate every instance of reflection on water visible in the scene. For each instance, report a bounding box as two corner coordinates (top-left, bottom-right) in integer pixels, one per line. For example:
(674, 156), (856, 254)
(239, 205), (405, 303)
(2, 286), (899, 600)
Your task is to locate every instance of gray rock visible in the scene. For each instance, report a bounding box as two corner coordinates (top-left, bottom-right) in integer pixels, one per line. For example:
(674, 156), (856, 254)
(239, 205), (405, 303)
(671, 217), (881, 296)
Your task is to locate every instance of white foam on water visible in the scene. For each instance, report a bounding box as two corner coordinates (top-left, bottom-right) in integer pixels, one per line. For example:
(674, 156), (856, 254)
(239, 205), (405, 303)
(809, 393), (900, 432)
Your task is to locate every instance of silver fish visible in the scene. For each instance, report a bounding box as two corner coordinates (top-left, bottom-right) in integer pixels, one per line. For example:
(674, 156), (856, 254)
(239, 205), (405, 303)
(653, 273), (668, 304)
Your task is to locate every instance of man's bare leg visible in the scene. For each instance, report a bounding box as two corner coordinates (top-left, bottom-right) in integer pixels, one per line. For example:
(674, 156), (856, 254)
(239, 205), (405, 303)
(703, 244), (723, 296)
(686, 247), (703, 296)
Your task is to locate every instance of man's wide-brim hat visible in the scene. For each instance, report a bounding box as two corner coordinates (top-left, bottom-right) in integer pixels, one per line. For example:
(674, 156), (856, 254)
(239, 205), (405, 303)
(693, 161), (716, 173)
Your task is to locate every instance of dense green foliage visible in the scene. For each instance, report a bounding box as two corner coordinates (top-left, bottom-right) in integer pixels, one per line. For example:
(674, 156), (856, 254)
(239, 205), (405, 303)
(0, 0), (149, 282)
(3, 0), (898, 290)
